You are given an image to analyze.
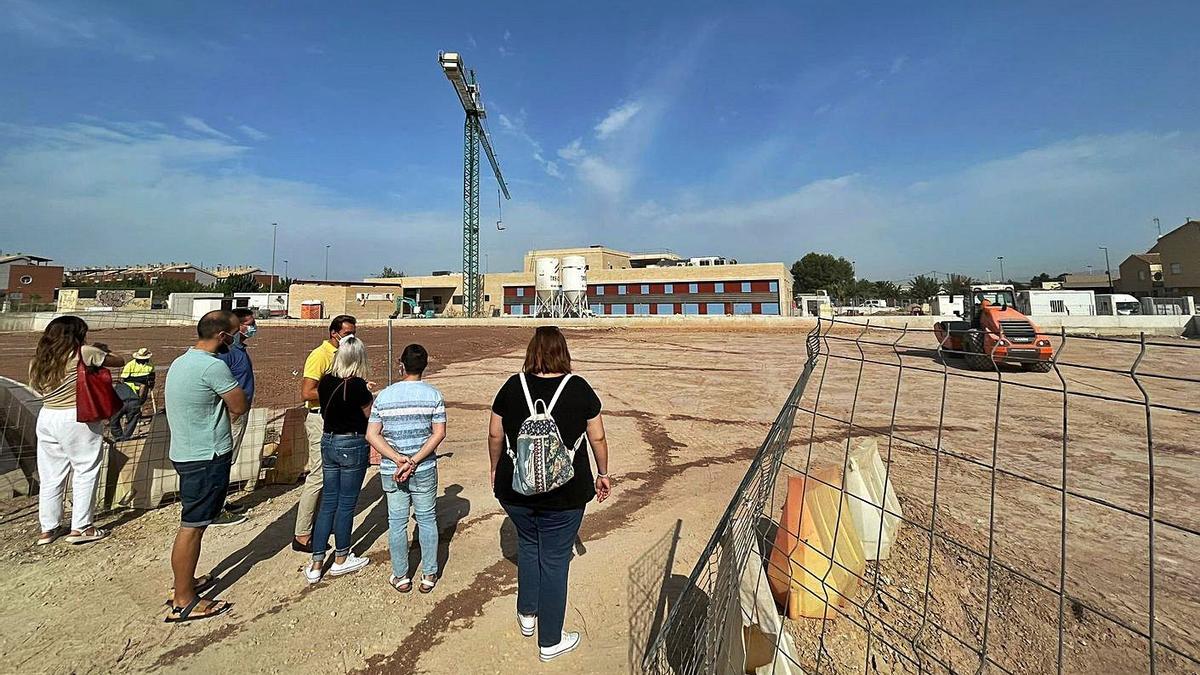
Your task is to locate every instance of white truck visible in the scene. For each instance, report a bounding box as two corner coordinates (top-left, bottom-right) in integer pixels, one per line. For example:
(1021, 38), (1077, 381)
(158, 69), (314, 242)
(1095, 293), (1142, 316)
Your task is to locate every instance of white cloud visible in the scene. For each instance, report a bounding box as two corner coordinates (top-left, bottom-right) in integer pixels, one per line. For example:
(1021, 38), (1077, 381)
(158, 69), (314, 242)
(237, 124), (269, 141)
(594, 101), (643, 139)
(497, 45), (511, 58)
(556, 138), (586, 162)
(577, 156), (629, 197)
(0, 0), (164, 61)
(0, 119), (464, 277)
(467, 33), (477, 48)
(503, 29), (512, 42)
(496, 112), (561, 179)
(181, 116), (233, 141)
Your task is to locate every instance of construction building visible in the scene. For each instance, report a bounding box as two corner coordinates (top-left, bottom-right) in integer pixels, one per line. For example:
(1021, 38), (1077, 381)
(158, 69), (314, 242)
(364, 245), (793, 318)
(0, 253), (63, 307)
(286, 280), (406, 320)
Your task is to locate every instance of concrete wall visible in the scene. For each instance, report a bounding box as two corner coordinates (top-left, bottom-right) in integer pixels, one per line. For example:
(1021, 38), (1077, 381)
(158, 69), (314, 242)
(57, 288), (153, 312)
(0, 311), (194, 332)
(287, 282), (404, 319)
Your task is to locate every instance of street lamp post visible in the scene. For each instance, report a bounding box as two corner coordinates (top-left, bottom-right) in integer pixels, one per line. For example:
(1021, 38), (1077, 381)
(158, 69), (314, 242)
(324, 245), (331, 281)
(283, 259), (289, 281)
(1099, 246), (1113, 292)
(269, 222), (277, 294)
(997, 256), (1005, 283)
(986, 269), (992, 282)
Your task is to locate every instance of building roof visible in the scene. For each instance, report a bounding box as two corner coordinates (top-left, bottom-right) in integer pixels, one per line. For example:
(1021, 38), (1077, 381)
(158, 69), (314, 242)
(0, 254), (53, 264)
(1059, 273), (1118, 288)
(1150, 219), (1200, 253)
(211, 266), (263, 278)
(290, 279), (405, 287)
(1128, 253), (1161, 264)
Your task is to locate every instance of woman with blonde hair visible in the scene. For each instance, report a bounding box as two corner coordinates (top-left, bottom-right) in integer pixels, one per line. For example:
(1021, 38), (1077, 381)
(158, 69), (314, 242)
(305, 335), (373, 583)
(28, 316), (125, 546)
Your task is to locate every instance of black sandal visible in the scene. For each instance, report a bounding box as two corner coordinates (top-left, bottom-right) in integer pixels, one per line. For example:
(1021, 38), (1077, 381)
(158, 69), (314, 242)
(165, 596), (232, 623)
(164, 574), (215, 602)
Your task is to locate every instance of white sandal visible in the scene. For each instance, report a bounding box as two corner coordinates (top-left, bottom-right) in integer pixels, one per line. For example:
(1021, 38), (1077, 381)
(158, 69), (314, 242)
(389, 575), (412, 593)
(419, 574), (438, 593)
(65, 527), (108, 545)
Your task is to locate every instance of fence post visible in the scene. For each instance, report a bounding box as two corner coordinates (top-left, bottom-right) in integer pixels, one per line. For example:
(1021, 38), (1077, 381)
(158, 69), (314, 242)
(387, 318), (393, 385)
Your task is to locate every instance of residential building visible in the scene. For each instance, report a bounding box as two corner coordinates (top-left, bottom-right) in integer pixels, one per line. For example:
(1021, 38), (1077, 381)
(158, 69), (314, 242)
(1117, 253), (1163, 297)
(0, 254), (63, 306)
(1148, 219), (1200, 298)
(1058, 273), (1117, 294)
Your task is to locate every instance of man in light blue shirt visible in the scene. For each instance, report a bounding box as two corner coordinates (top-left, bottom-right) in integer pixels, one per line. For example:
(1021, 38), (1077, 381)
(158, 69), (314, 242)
(366, 343), (446, 593)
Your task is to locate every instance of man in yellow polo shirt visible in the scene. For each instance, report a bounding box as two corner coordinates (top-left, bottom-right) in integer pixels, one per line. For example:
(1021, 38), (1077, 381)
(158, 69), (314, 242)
(292, 314), (357, 552)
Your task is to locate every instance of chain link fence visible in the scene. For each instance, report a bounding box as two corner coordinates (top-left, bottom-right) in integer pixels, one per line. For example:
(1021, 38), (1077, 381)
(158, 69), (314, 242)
(645, 317), (1200, 674)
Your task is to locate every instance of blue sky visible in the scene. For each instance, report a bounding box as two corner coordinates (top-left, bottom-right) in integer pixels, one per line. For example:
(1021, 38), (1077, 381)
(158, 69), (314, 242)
(2, 1), (1198, 282)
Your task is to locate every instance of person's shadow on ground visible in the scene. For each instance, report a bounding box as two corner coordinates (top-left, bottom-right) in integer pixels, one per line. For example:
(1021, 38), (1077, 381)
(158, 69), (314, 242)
(206, 476), (385, 597)
(400, 483), (471, 576)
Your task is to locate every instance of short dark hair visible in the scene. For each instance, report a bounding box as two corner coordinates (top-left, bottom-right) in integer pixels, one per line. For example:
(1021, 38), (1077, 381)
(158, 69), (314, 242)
(198, 309), (235, 339)
(400, 344), (428, 374)
(232, 307), (255, 321)
(523, 326), (572, 374)
(329, 314), (356, 335)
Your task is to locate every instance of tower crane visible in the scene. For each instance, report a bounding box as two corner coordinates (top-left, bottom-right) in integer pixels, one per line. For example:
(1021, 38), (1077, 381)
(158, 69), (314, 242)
(439, 51), (511, 317)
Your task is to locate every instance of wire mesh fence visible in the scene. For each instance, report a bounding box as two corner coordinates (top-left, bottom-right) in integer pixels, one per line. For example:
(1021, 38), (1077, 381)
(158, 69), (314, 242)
(644, 317), (1200, 674)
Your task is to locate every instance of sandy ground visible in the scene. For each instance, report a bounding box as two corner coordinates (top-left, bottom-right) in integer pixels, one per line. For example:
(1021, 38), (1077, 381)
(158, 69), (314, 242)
(0, 324), (1196, 674)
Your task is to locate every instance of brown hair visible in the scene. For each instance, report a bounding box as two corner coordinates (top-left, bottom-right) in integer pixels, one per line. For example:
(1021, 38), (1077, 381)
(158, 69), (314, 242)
(522, 326), (572, 374)
(29, 315), (88, 393)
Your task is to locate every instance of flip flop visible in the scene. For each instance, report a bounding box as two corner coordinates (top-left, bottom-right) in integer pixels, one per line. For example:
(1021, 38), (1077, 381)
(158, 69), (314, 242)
(36, 526), (67, 546)
(165, 575), (215, 602)
(165, 596), (232, 624)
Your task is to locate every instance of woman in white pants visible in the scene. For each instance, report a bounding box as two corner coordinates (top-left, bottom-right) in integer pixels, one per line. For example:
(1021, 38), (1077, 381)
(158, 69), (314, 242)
(28, 316), (125, 546)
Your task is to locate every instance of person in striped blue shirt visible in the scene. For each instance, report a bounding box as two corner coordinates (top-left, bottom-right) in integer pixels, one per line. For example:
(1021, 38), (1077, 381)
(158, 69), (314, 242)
(366, 344), (446, 594)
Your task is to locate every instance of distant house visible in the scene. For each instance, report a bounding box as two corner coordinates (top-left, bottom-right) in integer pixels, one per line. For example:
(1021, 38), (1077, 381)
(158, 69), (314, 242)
(0, 253), (64, 306)
(1148, 219), (1200, 299)
(1058, 273), (1116, 293)
(1117, 253), (1163, 297)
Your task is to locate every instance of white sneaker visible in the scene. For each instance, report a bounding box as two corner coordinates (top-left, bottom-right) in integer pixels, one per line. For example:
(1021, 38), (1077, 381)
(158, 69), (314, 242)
(517, 612), (536, 637)
(303, 563), (323, 585)
(329, 554), (370, 576)
(539, 631), (581, 662)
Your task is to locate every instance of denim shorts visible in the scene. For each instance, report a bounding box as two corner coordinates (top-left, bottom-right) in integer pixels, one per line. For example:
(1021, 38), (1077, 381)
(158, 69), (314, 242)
(172, 451), (233, 528)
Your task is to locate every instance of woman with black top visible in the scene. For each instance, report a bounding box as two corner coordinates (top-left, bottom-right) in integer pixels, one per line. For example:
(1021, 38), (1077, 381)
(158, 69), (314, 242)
(488, 326), (612, 662)
(305, 335), (373, 584)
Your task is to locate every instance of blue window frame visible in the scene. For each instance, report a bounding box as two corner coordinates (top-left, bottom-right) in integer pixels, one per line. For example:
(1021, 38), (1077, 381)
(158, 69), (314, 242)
(640, 284), (649, 294)
(733, 302), (753, 315)
(682, 303), (700, 315)
(706, 302), (725, 315)
(634, 303), (650, 315)
(688, 283), (699, 294)
(741, 282), (751, 293)
(664, 283), (673, 294)
(510, 304), (523, 316)
(610, 304), (627, 315)
(595, 285), (604, 295)
(656, 303), (673, 315)
(762, 303), (780, 315)
(590, 303), (602, 315)
(618, 284), (627, 295)
(769, 281), (778, 293)
(714, 282), (724, 293)
(516, 287), (525, 297)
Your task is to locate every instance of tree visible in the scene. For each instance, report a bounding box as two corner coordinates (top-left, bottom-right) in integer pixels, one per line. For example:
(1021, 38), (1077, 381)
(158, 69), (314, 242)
(944, 274), (974, 296)
(212, 273), (261, 295)
(873, 280), (901, 305)
(373, 267), (405, 278)
(908, 274), (942, 301)
(791, 253), (855, 293)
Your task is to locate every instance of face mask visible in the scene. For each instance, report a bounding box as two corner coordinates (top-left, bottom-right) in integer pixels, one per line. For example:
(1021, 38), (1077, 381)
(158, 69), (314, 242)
(244, 324), (258, 339)
(333, 331), (355, 346)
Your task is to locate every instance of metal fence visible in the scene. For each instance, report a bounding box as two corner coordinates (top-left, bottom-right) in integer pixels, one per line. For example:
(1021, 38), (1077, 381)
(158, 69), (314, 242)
(644, 317), (1200, 674)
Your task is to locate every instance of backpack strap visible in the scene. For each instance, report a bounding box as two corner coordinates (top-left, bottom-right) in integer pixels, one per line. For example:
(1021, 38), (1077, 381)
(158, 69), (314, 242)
(518, 373), (537, 416)
(546, 374), (574, 414)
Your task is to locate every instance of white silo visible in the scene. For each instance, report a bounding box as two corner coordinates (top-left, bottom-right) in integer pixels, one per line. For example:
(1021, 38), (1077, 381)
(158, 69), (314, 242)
(533, 257), (562, 317)
(561, 255), (588, 317)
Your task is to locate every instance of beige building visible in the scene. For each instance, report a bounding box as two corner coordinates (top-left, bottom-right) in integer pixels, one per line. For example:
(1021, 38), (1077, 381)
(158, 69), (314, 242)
(287, 280), (405, 320)
(371, 245), (794, 317)
(1148, 220), (1200, 298)
(1117, 253), (1163, 297)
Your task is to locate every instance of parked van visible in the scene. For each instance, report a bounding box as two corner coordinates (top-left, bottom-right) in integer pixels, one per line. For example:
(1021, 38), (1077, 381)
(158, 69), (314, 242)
(1096, 293), (1142, 316)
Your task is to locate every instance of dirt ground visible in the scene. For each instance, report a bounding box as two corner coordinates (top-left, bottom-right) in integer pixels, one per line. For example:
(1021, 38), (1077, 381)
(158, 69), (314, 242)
(0, 323), (1196, 674)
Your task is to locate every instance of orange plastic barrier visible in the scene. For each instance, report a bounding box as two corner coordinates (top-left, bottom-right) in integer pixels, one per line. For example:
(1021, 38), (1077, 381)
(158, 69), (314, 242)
(766, 468), (867, 620)
(300, 301), (322, 319)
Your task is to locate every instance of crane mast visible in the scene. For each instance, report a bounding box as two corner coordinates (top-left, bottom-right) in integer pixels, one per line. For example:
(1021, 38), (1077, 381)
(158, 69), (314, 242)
(439, 51), (510, 317)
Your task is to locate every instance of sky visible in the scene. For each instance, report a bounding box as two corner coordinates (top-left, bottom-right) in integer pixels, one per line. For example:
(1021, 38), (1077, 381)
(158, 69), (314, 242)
(1, 1), (1199, 282)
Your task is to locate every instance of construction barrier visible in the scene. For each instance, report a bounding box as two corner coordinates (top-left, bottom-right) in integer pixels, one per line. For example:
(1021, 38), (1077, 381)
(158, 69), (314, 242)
(766, 468), (867, 620)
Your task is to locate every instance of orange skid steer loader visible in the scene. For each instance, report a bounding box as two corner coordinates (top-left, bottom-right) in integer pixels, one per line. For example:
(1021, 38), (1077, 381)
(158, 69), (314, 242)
(933, 284), (1055, 372)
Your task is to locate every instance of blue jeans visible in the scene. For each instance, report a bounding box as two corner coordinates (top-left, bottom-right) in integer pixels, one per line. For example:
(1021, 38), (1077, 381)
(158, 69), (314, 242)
(501, 503), (585, 647)
(311, 433), (369, 563)
(381, 467), (439, 578)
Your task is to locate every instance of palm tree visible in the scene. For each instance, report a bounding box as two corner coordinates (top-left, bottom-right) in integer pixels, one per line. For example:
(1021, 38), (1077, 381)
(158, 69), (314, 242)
(908, 274), (942, 302)
(944, 273), (974, 296)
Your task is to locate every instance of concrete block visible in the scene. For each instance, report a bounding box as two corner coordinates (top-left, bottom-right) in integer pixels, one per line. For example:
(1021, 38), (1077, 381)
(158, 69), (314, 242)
(767, 468), (866, 620)
(844, 438), (903, 560)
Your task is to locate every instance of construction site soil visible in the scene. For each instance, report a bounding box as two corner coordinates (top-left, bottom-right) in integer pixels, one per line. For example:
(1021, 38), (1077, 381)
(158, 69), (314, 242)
(0, 323), (1196, 673)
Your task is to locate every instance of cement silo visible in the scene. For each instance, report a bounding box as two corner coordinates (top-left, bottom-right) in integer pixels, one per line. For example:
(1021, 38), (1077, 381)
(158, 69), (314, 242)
(533, 257), (562, 317)
(561, 255), (589, 317)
